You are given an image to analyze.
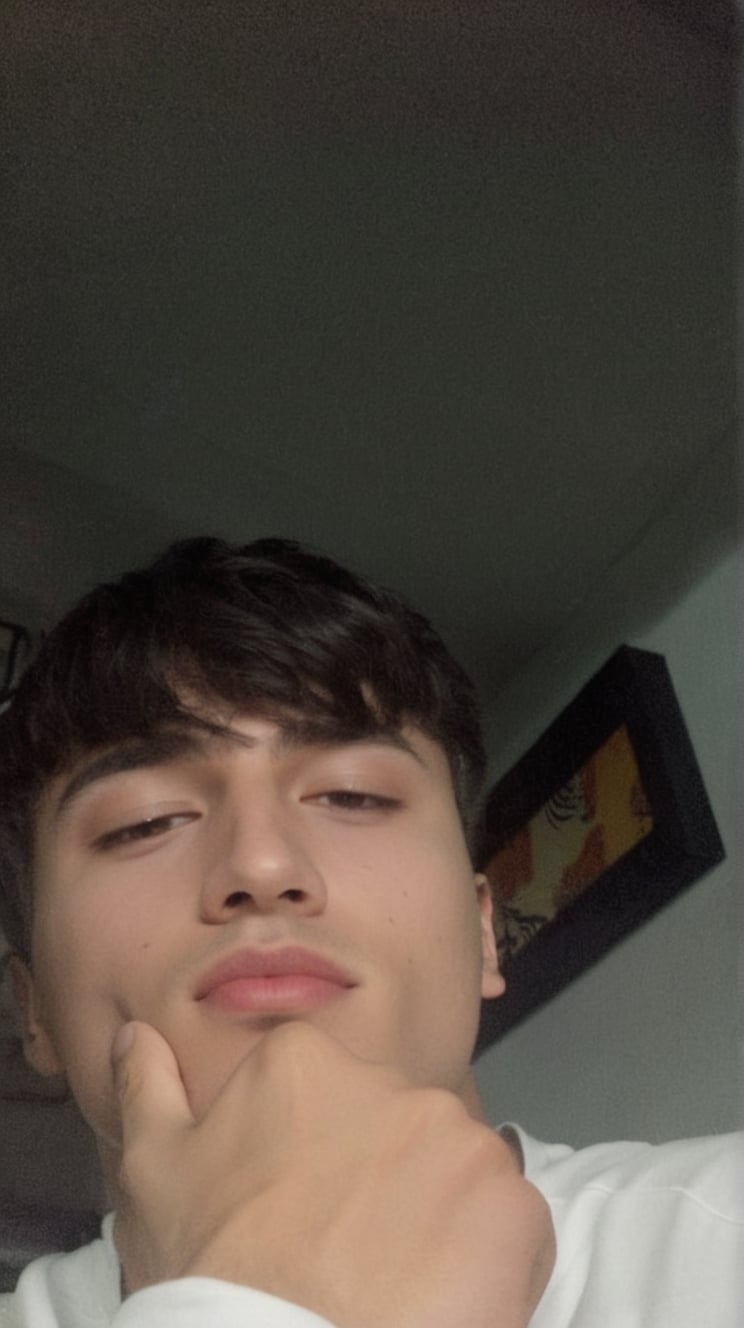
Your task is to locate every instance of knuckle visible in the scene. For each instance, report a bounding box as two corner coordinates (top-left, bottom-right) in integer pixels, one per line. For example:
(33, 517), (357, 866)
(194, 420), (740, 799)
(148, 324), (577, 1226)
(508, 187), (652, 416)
(465, 1124), (516, 1180)
(408, 1085), (469, 1127)
(485, 1166), (553, 1240)
(522, 1178), (555, 1236)
(388, 1085), (469, 1144)
(243, 1022), (331, 1100)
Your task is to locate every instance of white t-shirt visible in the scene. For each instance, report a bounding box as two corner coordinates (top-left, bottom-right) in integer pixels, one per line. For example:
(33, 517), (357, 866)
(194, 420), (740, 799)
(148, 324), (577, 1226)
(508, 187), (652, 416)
(1, 1128), (742, 1326)
(516, 1128), (744, 1328)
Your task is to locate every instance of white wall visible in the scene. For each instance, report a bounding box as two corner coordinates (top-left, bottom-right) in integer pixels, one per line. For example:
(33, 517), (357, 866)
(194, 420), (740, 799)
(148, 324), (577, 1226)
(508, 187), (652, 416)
(474, 438), (743, 1145)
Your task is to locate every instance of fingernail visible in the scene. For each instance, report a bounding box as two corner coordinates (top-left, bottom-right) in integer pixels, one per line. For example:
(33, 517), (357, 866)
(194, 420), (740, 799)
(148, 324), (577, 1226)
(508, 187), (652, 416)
(112, 1022), (136, 1063)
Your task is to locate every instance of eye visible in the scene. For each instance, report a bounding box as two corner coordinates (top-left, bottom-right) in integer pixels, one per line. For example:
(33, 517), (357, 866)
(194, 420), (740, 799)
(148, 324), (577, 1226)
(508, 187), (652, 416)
(314, 791), (401, 813)
(93, 812), (199, 851)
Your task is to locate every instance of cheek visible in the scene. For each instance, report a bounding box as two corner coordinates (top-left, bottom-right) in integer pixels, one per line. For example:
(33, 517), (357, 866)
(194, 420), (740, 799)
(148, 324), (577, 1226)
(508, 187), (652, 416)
(30, 881), (164, 1086)
(380, 830), (481, 946)
(348, 838), (485, 1046)
(368, 830), (481, 968)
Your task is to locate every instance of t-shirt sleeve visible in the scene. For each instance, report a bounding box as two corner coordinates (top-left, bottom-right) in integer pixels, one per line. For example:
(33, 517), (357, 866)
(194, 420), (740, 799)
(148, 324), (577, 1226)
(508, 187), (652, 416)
(113, 1278), (339, 1327)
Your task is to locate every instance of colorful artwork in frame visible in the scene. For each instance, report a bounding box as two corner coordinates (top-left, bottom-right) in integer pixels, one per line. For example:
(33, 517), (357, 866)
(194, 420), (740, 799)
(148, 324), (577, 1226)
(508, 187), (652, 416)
(475, 647), (724, 1054)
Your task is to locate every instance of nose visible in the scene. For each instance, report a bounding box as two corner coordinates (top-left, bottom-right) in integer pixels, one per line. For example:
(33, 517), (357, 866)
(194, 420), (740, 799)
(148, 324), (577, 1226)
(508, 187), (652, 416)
(199, 796), (327, 922)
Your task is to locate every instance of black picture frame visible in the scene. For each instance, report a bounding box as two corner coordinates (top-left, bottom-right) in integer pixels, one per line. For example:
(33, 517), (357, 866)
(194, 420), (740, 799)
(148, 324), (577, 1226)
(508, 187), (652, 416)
(475, 646), (725, 1054)
(0, 619), (32, 710)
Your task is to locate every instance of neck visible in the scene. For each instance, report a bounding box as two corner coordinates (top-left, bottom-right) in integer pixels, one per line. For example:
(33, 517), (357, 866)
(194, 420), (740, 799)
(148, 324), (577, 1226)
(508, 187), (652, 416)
(460, 1068), (488, 1121)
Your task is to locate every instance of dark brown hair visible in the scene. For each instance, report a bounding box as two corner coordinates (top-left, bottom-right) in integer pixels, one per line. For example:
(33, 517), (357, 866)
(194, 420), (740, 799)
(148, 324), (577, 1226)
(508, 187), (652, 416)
(0, 537), (487, 961)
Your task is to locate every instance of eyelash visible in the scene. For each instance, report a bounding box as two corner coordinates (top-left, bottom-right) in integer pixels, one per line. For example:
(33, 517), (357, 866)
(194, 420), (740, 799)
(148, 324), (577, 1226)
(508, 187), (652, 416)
(93, 813), (197, 851)
(315, 791), (401, 813)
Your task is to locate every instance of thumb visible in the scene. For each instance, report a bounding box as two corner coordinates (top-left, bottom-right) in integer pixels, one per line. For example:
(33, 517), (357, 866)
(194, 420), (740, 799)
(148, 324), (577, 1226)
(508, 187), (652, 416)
(112, 1021), (195, 1147)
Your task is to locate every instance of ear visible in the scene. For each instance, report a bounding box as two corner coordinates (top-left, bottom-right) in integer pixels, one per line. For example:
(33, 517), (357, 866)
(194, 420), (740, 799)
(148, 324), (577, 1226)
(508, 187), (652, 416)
(6, 955), (65, 1077)
(475, 874), (506, 1000)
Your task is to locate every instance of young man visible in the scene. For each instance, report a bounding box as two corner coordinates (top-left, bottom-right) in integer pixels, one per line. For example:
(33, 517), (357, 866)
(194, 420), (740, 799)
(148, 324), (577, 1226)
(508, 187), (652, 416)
(0, 536), (741, 1327)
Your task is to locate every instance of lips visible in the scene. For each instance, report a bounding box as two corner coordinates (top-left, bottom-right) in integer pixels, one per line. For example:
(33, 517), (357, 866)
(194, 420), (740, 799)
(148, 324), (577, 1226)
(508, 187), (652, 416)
(195, 946), (357, 1015)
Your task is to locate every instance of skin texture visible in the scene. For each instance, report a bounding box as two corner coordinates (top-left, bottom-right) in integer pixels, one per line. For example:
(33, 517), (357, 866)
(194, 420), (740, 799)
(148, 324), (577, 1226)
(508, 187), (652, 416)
(111, 1019), (555, 1327)
(12, 713), (554, 1325)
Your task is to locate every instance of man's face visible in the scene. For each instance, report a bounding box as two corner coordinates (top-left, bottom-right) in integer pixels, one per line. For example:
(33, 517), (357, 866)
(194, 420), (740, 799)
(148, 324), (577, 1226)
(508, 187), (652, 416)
(17, 713), (503, 1165)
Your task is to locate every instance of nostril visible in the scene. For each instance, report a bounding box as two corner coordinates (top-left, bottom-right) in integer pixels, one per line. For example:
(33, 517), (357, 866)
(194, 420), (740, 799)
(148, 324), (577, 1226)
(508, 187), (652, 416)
(224, 890), (251, 908)
(281, 889), (306, 903)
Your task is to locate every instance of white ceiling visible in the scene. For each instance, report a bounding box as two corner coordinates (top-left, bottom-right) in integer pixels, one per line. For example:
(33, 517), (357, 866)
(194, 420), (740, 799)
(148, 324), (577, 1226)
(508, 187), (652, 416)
(1, 0), (738, 704)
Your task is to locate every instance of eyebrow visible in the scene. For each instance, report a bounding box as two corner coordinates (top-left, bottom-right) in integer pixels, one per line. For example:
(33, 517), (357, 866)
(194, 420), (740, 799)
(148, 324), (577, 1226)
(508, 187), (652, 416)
(51, 722), (423, 823)
(51, 731), (211, 823)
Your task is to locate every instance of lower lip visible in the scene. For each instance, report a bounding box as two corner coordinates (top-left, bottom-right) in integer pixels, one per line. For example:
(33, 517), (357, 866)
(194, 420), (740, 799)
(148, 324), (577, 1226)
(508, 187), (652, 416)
(202, 974), (352, 1015)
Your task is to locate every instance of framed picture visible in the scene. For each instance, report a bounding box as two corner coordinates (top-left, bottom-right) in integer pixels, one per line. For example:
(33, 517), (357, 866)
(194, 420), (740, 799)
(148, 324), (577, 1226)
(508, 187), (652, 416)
(475, 646), (724, 1053)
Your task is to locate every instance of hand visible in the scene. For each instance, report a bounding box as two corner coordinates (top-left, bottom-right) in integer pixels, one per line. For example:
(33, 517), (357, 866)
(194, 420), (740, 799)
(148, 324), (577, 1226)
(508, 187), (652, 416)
(112, 1021), (555, 1327)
